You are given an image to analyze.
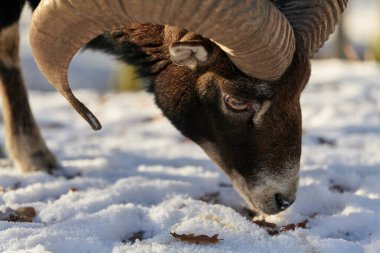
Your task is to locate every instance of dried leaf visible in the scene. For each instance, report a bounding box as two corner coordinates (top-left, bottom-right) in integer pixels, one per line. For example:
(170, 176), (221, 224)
(171, 232), (221, 244)
(253, 220), (280, 236)
(253, 219), (309, 236)
(0, 207), (36, 223)
(279, 220), (308, 232)
(253, 220), (277, 229)
(68, 187), (78, 193)
(267, 228), (280, 236)
(16, 207), (37, 219)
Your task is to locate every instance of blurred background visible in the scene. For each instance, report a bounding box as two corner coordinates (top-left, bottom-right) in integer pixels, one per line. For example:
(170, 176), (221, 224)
(19, 0), (380, 92)
(316, 0), (380, 61)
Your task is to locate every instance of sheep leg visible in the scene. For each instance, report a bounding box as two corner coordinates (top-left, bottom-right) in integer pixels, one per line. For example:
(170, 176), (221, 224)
(0, 22), (58, 172)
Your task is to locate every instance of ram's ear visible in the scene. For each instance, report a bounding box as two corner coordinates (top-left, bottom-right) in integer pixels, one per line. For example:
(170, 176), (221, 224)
(169, 41), (213, 69)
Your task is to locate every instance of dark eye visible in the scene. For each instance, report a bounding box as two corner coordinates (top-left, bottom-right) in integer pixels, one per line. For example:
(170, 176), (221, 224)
(223, 95), (251, 111)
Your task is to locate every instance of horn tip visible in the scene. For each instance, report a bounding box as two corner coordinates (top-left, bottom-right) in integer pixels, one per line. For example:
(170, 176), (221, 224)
(86, 112), (102, 131)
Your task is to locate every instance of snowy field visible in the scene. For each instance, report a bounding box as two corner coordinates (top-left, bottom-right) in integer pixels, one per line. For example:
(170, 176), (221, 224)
(0, 60), (379, 253)
(0, 2), (379, 251)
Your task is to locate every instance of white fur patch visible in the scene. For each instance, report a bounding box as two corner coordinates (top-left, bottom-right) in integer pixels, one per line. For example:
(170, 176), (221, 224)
(211, 39), (235, 56)
(253, 100), (272, 127)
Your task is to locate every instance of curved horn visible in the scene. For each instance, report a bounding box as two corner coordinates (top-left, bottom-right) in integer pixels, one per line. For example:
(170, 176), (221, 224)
(277, 0), (348, 56)
(30, 0), (295, 129)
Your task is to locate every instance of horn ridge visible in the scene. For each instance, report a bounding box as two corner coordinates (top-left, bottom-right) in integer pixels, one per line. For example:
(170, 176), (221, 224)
(279, 0), (348, 56)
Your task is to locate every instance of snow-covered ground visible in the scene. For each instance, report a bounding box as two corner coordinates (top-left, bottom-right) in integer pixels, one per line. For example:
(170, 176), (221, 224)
(0, 60), (379, 253)
(0, 2), (379, 252)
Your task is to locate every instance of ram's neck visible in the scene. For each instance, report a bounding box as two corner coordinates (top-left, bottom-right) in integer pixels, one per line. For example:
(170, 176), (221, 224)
(85, 24), (171, 90)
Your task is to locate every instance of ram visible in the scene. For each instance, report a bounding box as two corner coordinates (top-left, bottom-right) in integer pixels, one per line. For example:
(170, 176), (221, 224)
(0, 0), (347, 215)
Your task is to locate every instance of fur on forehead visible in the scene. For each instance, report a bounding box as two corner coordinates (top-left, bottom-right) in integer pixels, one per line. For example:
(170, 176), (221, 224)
(220, 78), (275, 101)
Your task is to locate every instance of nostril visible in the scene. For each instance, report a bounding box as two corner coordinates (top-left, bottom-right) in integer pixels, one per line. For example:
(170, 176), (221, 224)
(275, 193), (294, 211)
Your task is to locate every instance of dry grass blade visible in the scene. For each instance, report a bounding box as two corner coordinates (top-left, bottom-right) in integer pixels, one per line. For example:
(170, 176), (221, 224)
(171, 232), (221, 244)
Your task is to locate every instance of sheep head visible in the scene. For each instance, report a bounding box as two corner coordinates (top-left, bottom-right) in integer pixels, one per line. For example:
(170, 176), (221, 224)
(29, 0), (348, 215)
(155, 32), (308, 214)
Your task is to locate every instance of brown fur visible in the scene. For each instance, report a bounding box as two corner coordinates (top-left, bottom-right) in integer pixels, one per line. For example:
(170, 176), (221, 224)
(0, 23), (57, 172)
(0, 21), (310, 213)
(87, 24), (312, 214)
(0, 0), (345, 215)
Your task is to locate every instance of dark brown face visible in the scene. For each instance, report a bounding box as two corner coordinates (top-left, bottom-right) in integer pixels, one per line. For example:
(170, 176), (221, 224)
(154, 41), (310, 215)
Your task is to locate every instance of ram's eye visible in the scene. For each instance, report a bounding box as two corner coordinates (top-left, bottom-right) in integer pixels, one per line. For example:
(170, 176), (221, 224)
(223, 95), (251, 111)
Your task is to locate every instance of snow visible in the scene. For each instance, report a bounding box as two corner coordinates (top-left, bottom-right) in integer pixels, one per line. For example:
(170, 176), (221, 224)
(0, 60), (379, 253)
(0, 3), (379, 252)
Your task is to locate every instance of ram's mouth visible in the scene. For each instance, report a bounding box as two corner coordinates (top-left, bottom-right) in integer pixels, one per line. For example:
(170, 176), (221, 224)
(229, 169), (299, 215)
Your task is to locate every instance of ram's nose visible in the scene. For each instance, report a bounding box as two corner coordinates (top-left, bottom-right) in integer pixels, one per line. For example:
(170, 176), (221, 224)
(275, 193), (295, 211)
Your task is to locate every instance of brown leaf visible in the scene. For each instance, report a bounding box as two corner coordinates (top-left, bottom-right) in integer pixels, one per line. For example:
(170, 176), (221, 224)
(279, 220), (308, 232)
(0, 206), (37, 223)
(171, 232), (221, 244)
(253, 220), (277, 229)
(16, 207), (37, 219)
(267, 228), (280, 236)
(253, 220), (279, 235)
(253, 219), (309, 236)
(68, 187), (78, 193)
